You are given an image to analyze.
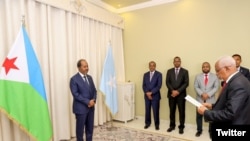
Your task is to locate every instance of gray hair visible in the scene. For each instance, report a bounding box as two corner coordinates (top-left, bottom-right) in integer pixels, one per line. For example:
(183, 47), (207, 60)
(217, 56), (236, 68)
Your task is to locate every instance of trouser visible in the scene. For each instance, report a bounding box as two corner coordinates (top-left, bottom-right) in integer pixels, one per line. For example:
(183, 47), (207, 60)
(75, 110), (94, 141)
(168, 96), (186, 129)
(145, 99), (160, 126)
(196, 110), (203, 132)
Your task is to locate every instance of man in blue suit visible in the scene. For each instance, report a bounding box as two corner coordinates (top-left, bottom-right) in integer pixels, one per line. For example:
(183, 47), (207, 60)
(70, 59), (97, 141)
(142, 61), (162, 130)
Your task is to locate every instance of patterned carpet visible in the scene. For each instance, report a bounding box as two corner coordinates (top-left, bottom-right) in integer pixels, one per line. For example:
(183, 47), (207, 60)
(92, 123), (189, 141)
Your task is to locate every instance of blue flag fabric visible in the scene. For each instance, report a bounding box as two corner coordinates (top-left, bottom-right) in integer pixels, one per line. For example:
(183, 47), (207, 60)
(100, 45), (118, 115)
(0, 26), (53, 141)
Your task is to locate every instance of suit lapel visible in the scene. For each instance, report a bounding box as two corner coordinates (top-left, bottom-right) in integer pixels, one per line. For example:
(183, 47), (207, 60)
(77, 73), (85, 84)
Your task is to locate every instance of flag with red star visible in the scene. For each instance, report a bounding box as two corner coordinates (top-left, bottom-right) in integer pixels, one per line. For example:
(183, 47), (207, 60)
(0, 26), (53, 141)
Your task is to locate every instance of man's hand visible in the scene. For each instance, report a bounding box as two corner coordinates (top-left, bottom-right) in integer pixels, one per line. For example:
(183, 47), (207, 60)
(202, 102), (212, 110)
(202, 93), (209, 101)
(171, 90), (179, 97)
(197, 106), (207, 115)
(88, 99), (95, 107)
(146, 92), (153, 100)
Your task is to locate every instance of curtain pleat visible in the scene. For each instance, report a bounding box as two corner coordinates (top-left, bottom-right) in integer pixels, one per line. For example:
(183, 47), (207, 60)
(0, 0), (125, 140)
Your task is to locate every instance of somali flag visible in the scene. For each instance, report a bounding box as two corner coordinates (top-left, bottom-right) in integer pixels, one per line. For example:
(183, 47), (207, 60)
(100, 45), (118, 115)
(0, 26), (53, 141)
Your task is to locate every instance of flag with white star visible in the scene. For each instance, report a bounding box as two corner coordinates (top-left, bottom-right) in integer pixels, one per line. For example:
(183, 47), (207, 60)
(100, 45), (118, 115)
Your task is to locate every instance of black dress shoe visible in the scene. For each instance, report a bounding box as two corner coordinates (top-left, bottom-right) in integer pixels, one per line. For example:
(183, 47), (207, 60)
(179, 128), (184, 134)
(167, 127), (175, 132)
(155, 126), (159, 130)
(195, 131), (202, 137)
(144, 125), (150, 129)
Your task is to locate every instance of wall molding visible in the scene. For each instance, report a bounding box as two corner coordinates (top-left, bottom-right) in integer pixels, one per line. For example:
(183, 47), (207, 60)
(35, 0), (124, 29)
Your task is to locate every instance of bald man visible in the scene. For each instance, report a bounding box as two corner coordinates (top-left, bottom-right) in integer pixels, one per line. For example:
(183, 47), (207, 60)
(194, 62), (219, 137)
(142, 61), (162, 130)
(198, 56), (250, 139)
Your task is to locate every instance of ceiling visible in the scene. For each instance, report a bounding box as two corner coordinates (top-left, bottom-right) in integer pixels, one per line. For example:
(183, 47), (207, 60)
(101, 0), (151, 9)
(87, 0), (178, 13)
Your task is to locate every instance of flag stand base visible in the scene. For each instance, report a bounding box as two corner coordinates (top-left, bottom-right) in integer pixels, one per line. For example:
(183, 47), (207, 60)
(106, 113), (117, 131)
(106, 121), (117, 131)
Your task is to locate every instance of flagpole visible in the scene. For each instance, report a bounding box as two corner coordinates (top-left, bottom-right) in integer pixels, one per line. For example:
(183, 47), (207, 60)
(21, 15), (25, 26)
(100, 42), (118, 131)
(109, 75), (117, 131)
(107, 105), (117, 131)
(107, 113), (114, 130)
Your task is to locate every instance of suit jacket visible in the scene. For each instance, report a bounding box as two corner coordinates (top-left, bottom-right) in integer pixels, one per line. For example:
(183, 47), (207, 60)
(70, 73), (97, 114)
(220, 66), (250, 86)
(239, 66), (250, 81)
(142, 70), (162, 100)
(166, 67), (189, 98)
(194, 73), (219, 104)
(204, 72), (250, 125)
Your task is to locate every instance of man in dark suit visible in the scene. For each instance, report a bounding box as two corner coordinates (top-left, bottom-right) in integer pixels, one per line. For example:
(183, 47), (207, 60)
(70, 59), (97, 141)
(232, 54), (250, 81)
(142, 61), (162, 130)
(166, 56), (189, 134)
(198, 56), (250, 139)
(221, 54), (250, 86)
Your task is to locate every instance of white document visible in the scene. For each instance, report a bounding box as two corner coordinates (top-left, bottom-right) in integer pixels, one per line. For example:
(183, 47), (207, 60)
(185, 95), (202, 107)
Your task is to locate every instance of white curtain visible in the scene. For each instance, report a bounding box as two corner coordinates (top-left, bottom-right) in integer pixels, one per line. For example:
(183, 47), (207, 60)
(0, 0), (125, 140)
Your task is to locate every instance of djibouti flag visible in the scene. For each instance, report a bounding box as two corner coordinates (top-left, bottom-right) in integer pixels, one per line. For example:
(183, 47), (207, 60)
(0, 26), (53, 141)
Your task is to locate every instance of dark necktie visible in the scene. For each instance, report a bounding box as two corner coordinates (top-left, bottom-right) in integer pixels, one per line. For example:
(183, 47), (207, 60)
(175, 68), (179, 80)
(83, 75), (89, 85)
(219, 82), (227, 96)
